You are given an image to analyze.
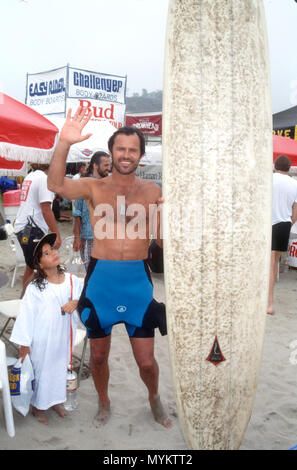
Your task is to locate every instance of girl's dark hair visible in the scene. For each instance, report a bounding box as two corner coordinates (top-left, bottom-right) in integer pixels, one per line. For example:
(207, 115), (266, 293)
(32, 246), (65, 291)
(85, 151), (110, 176)
(108, 126), (145, 156)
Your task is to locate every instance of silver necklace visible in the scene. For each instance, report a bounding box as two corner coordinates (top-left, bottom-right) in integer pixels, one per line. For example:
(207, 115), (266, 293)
(47, 274), (69, 315)
(111, 177), (136, 216)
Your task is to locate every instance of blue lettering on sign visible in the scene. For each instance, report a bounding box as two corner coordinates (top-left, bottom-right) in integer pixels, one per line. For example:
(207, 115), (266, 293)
(73, 72), (123, 94)
(29, 81), (47, 97)
(29, 78), (65, 97)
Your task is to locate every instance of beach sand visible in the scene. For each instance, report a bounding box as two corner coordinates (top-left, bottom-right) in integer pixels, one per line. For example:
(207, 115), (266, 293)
(1, 217), (297, 451)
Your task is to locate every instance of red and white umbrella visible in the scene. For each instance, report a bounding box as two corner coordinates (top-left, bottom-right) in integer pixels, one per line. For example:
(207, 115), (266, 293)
(0, 156), (27, 177)
(0, 93), (59, 166)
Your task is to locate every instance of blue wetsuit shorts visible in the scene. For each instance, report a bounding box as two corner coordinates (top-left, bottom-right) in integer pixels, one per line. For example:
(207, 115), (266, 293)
(78, 258), (167, 339)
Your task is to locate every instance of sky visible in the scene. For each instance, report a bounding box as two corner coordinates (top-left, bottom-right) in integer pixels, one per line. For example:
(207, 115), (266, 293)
(0, 0), (296, 114)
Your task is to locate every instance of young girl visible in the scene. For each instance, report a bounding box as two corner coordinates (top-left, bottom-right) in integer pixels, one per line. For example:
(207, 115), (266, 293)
(10, 233), (83, 425)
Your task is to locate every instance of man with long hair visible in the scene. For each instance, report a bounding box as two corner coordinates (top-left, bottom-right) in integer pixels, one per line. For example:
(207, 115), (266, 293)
(73, 151), (111, 270)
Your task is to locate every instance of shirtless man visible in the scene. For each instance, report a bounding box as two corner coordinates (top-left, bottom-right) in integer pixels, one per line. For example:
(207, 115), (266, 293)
(48, 107), (170, 428)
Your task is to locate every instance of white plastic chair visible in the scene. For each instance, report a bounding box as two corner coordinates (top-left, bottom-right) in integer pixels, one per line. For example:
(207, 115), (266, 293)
(74, 328), (88, 386)
(0, 339), (15, 437)
(63, 235), (86, 277)
(0, 300), (21, 351)
(8, 235), (26, 287)
(63, 235), (75, 263)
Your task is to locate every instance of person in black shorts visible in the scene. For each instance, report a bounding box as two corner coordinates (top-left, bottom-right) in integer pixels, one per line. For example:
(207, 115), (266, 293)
(48, 108), (171, 429)
(271, 222), (292, 252)
(14, 164), (61, 292)
(268, 155), (297, 314)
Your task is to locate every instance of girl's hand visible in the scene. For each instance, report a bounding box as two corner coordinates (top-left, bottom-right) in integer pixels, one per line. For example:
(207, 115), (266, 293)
(19, 346), (30, 363)
(61, 300), (79, 314)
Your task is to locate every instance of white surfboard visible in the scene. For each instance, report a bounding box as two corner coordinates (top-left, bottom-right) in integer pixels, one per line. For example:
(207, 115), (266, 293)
(162, 0), (272, 450)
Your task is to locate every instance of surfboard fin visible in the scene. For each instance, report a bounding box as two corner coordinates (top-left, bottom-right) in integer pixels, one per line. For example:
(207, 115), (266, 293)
(206, 336), (226, 366)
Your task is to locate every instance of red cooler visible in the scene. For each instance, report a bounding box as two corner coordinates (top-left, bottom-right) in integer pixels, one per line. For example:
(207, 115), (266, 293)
(2, 190), (21, 223)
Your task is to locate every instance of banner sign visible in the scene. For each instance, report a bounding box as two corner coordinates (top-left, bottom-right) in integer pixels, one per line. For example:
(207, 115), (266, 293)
(136, 165), (162, 185)
(26, 67), (67, 115)
(26, 66), (126, 126)
(68, 67), (126, 104)
(125, 113), (162, 136)
(273, 126), (297, 140)
(67, 97), (125, 129)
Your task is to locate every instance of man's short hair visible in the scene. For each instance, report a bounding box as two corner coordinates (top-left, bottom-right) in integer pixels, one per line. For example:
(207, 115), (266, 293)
(275, 155), (291, 172)
(108, 126), (145, 156)
(30, 163), (50, 172)
(77, 162), (87, 171)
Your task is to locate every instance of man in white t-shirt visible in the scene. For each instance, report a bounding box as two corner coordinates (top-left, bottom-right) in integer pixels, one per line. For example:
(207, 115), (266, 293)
(14, 164), (62, 289)
(268, 155), (297, 314)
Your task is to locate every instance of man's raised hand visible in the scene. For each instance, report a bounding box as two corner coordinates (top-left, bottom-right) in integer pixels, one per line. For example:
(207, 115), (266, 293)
(60, 106), (92, 146)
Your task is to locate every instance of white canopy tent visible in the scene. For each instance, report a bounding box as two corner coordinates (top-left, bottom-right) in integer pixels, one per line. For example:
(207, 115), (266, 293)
(136, 144), (162, 185)
(48, 117), (116, 163)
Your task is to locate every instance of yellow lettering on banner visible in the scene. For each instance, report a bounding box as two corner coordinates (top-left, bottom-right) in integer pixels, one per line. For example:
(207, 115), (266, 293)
(277, 130), (283, 136)
(285, 129), (291, 138)
(295, 125), (297, 140)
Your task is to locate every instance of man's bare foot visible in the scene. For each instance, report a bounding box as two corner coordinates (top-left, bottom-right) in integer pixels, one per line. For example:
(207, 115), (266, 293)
(150, 394), (172, 429)
(53, 404), (67, 418)
(267, 306), (274, 315)
(32, 406), (48, 425)
(93, 399), (111, 427)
